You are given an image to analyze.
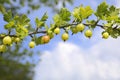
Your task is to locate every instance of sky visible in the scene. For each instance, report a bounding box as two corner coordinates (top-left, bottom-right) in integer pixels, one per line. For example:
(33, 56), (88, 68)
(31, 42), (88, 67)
(33, 0), (120, 80)
(0, 0), (120, 80)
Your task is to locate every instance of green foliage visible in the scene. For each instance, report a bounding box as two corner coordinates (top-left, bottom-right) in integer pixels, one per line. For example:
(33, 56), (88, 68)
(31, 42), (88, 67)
(95, 1), (109, 19)
(0, 43), (37, 80)
(35, 36), (44, 45)
(41, 13), (48, 21)
(3, 10), (12, 22)
(59, 8), (71, 21)
(35, 13), (48, 28)
(0, 57), (33, 80)
(53, 8), (71, 27)
(72, 5), (93, 21)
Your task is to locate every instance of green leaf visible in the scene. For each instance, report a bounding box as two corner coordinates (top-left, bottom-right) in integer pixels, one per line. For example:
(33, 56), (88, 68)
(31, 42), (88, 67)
(0, 4), (5, 13)
(106, 27), (120, 38)
(59, 8), (71, 21)
(4, 20), (15, 29)
(15, 25), (28, 39)
(20, 14), (30, 26)
(105, 5), (119, 22)
(35, 36), (44, 45)
(53, 14), (61, 26)
(95, 1), (109, 19)
(86, 20), (96, 29)
(35, 18), (44, 28)
(53, 14), (68, 27)
(72, 6), (93, 21)
(53, 8), (71, 27)
(44, 24), (49, 30)
(3, 10), (12, 22)
(41, 12), (48, 21)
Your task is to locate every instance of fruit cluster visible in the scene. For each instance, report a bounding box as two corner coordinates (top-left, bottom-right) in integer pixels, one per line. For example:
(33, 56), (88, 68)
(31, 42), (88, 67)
(0, 23), (110, 53)
(28, 23), (109, 49)
(0, 36), (21, 53)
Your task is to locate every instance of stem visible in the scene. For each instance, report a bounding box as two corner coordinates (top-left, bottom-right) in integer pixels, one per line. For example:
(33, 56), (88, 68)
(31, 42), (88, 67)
(60, 23), (104, 29)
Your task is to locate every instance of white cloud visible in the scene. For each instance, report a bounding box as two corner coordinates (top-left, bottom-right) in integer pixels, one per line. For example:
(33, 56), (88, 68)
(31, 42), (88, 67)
(34, 37), (120, 80)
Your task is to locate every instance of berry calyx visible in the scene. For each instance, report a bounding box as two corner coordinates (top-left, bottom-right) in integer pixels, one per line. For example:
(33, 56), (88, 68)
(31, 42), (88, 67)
(76, 23), (85, 32)
(29, 41), (35, 48)
(102, 32), (109, 39)
(41, 35), (50, 43)
(0, 45), (6, 53)
(3, 36), (12, 45)
(84, 30), (92, 38)
(61, 33), (69, 41)
(54, 28), (60, 35)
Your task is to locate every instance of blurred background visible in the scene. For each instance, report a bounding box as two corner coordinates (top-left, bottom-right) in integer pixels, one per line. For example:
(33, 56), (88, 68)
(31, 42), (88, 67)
(0, 0), (120, 80)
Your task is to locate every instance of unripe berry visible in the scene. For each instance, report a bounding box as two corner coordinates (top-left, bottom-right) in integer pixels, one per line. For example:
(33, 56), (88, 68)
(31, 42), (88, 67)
(71, 27), (78, 34)
(61, 33), (69, 41)
(102, 32), (109, 39)
(14, 37), (20, 43)
(29, 41), (35, 48)
(76, 23), (85, 32)
(47, 30), (54, 39)
(3, 36), (12, 45)
(54, 28), (60, 35)
(84, 30), (92, 38)
(0, 45), (6, 53)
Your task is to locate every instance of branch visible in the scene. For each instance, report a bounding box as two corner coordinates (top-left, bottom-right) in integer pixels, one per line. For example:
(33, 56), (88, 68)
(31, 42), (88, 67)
(28, 30), (47, 35)
(0, 22), (105, 39)
(60, 23), (104, 29)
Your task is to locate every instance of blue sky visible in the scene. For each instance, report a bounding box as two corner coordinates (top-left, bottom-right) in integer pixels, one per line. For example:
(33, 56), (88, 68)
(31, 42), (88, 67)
(1, 0), (120, 80)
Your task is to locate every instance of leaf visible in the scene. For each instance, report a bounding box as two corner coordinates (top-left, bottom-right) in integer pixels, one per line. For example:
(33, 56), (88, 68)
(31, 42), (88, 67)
(53, 8), (71, 27)
(86, 20), (96, 29)
(95, 1), (109, 18)
(53, 14), (62, 26)
(59, 8), (71, 21)
(20, 14), (30, 26)
(15, 25), (28, 39)
(102, 5), (120, 23)
(109, 5), (116, 12)
(5, 21), (15, 29)
(35, 18), (44, 28)
(82, 6), (93, 19)
(44, 24), (49, 30)
(41, 12), (48, 21)
(72, 6), (93, 21)
(106, 27), (120, 38)
(0, 4), (5, 13)
(3, 10), (12, 22)
(35, 36), (44, 45)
